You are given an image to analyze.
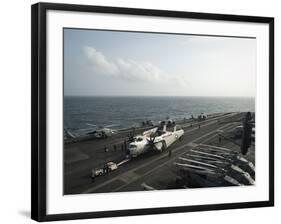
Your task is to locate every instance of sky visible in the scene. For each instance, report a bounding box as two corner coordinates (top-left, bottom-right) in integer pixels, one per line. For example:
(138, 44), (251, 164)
(64, 28), (256, 97)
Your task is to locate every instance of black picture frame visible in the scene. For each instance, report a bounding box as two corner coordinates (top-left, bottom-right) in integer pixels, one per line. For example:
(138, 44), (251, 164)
(31, 2), (274, 222)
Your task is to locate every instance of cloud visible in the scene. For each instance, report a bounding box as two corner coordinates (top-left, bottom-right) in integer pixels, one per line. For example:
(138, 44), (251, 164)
(82, 46), (166, 83)
(82, 46), (119, 76)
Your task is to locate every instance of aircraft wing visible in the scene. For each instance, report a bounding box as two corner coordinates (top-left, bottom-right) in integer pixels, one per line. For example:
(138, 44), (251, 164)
(143, 127), (158, 137)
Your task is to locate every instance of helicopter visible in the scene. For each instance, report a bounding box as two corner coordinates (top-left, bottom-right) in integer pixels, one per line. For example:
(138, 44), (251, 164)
(86, 123), (119, 139)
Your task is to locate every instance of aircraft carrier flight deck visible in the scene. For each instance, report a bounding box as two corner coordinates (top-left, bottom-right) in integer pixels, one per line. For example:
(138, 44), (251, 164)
(64, 112), (255, 194)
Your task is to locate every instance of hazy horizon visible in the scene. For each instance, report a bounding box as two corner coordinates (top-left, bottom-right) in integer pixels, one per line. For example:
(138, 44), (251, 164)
(64, 29), (256, 97)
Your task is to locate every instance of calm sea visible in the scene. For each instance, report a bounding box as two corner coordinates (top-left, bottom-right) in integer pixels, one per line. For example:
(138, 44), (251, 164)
(64, 96), (254, 137)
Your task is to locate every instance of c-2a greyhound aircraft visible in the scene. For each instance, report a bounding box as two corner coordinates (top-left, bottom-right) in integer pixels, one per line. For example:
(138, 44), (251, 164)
(128, 125), (184, 157)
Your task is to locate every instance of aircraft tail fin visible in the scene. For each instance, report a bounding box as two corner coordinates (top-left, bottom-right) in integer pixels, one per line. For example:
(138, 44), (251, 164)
(64, 128), (76, 139)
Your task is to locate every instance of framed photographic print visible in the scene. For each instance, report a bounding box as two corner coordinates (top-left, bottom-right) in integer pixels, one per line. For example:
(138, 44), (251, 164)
(31, 2), (274, 222)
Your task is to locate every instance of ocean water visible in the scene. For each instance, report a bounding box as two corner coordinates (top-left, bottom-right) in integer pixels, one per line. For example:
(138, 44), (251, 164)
(64, 96), (255, 137)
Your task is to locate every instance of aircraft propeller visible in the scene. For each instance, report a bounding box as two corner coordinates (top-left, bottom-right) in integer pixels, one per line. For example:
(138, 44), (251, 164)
(147, 131), (158, 150)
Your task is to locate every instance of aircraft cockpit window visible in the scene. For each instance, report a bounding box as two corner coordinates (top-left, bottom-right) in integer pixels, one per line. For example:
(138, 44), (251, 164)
(136, 137), (143, 142)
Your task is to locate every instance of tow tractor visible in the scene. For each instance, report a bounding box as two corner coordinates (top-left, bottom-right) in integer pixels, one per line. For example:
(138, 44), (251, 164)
(91, 158), (130, 179)
(91, 162), (118, 178)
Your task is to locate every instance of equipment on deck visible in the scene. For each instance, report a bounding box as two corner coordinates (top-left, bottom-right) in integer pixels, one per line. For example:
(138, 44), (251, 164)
(91, 161), (118, 178)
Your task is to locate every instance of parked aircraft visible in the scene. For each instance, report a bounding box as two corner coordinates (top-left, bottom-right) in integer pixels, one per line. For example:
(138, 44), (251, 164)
(86, 123), (119, 139)
(128, 125), (184, 157)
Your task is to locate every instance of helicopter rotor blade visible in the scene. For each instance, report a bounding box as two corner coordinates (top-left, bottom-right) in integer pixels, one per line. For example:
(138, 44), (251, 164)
(86, 123), (98, 127)
(104, 124), (120, 128)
